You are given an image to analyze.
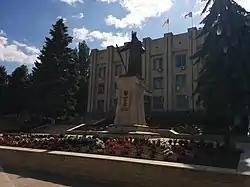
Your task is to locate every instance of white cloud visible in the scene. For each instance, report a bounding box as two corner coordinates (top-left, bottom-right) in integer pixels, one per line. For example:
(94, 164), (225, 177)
(72, 13), (84, 19)
(192, 0), (208, 18)
(0, 30), (6, 36)
(185, 0), (250, 28)
(185, 0), (197, 8)
(13, 40), (40, 54)
(72, 27), (130, 48)
(102, 0), (173, 28)
(99, 0), (117, 3)
(0, 32), (39, 65)
(192, 0), (250, 18)
(236, 0), (250, 11)
(59, 0), (83, 6)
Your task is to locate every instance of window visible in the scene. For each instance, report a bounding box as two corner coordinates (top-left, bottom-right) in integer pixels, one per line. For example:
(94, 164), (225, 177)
(153, 77), (163, 89)
(97, 100), (104, 112)
(144, 95), (149, 102)
(175, 54), (186, 69)
(153, 96), (164, 109)
(98, 83), (105, 94)
(114, 98), (117, 106)
(176, 95), (189, 109)
(176, 74), (186, 91)
(153, 57), (163, 71)
(98, 67), (106, 78)
(115, 65), (121, 76)
(110, 99), (117, 108)
(115, 83), (118, 90)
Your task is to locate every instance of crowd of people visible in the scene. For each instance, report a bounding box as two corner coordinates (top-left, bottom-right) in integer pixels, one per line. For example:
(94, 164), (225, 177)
(0, 134), (242, 168)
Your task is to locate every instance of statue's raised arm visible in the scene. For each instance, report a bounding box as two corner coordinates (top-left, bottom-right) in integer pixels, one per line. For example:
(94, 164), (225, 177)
(118, 42), (130, 53)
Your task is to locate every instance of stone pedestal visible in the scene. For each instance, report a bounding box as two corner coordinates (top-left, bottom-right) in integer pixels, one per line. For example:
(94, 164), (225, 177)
(108, 75), (149, 134)
(115, 75), (146, 126)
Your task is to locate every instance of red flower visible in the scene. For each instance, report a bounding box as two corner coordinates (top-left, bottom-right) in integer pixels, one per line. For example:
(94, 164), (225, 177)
(113, 143), (120, 150)
(124, 142), (131, 148)
(108, 141), (116, 146)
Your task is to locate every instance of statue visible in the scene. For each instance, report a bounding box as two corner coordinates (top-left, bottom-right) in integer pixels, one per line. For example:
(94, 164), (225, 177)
(116, 31), (145, 77)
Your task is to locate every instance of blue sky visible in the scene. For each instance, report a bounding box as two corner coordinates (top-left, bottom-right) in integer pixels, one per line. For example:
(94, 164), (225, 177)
(0, 0), (249, 73)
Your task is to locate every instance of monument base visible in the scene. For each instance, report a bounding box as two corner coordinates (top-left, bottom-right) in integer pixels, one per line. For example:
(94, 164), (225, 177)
(104, 74), (160, 137)
(114, 75), (147, 126)
(107, 124), (150, 134)
(106, 125), (160, 137)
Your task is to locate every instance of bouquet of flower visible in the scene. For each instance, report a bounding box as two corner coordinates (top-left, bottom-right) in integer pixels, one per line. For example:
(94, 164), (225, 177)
(120, 141), (131, 156)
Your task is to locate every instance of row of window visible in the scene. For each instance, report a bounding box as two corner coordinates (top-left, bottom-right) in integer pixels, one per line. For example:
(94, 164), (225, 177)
(99, 65), (122, 78)
(152, 74), (186, 90)
(97, 54), (187, 94)
(98, 73), (187, 94)
(98, 65), (123, 78)
(153, 95), (189, 109)
(98, 82), (118, 94)
(152, 54), (187, 71)
(97, 54), (187, 78)
(96, 95), (189, 112)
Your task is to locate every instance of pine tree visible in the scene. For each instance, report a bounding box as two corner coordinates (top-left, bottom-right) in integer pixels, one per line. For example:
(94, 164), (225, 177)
(77, 41), (90, 78)
(0, 65), (9, 115)
(0, 66), (8, 85)
(193, 0), (250, 117)
(31, 19), (79, 121)
(74, 41), (90, 115)
(7, 65), (29, 115)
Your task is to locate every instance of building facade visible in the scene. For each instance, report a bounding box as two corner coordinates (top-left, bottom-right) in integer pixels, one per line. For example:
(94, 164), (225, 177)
(87, 27), (204, 113)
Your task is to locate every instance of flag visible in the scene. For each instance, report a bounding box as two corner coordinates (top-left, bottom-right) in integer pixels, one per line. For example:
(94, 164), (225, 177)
(162, 18), (169, 27)
(184, 12), (193, 19)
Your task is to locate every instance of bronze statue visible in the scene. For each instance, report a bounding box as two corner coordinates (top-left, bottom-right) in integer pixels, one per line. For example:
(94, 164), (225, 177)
(116, 31), (145, 77)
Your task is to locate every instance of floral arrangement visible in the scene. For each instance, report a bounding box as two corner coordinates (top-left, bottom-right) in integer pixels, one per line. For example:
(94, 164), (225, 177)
(0, 134), (242, 169)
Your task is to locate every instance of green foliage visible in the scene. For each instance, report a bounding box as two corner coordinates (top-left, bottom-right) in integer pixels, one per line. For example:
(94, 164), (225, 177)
(74, 41), (90, 115)
(193, 0), (250, 116)
(31, 19), (80, 120)
(8, 65), (29, 115)
(0, 65), (8, 85)
(77, 41), (90, 78)
(0, 65), (30, 116)
(0, 19), (91, 124)
(0, 66), (8, 115)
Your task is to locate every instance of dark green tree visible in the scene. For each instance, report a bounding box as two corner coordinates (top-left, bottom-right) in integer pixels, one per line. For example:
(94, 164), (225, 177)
(74, 41), (90, 115)
(31, 19), (79, 121)
(0, 65), (9, 115)
(193, 0), (250, 135)
(0, 66), (8, 85)
(194, 0), (250, 115)
(7, 65), (29, 116)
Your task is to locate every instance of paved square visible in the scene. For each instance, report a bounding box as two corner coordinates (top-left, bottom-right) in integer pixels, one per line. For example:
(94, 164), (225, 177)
(0, 167), (113, 187)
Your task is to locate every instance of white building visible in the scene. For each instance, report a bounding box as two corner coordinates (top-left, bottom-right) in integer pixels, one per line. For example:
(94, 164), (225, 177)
(87, 27), (203, 114)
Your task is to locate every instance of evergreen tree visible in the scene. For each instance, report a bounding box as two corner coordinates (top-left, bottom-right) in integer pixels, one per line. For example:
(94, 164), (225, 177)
(0, 66), (8, 85)
(7, 65), (29, 115)
(32, 19), (79, 121)
(0, 65), (9, 115)
(77, 41), (90, 78)
(74, 41), (90, 115)
(193, 0), (250, 118)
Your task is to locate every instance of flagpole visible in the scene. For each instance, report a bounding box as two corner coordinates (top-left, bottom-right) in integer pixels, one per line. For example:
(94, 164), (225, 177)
(168, 22), (170, 33)
(190, 12), (194, 112)
(191, 16), (194, 28)
(184, 11), (195, 111)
